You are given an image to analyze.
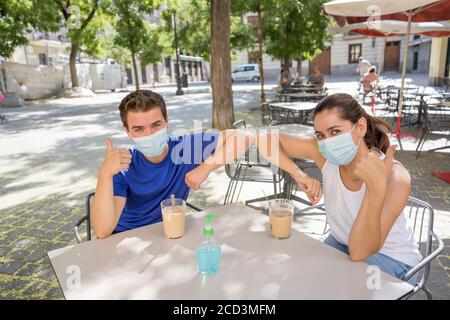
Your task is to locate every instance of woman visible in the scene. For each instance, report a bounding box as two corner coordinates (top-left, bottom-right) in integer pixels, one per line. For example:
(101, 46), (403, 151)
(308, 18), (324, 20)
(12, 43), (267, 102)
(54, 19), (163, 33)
(257, 93), (421, 284)
(278, 68), (294, 93)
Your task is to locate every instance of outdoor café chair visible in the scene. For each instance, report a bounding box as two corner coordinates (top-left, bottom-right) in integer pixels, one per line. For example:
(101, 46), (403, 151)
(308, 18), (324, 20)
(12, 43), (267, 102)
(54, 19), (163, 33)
(74, 192), (202, 243)
(415, 99), (450, 158)
(400, 197), (445, 300)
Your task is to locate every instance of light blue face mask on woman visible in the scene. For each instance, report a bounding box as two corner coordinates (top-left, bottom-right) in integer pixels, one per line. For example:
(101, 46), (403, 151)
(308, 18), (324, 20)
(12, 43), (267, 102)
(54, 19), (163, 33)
(133, 127), (168, 157)
(318, 123), (361, 166)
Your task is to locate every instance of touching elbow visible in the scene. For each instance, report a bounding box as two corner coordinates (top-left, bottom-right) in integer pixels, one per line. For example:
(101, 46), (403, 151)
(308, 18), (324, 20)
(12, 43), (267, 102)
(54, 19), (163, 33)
(94, 227), (112, 239)
(96, 231), (112, 239)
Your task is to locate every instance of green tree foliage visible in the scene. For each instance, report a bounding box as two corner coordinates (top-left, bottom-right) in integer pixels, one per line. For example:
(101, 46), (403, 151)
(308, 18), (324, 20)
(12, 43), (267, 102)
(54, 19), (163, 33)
(111, 0), (160, 89)
(162, 0), (254, 61)
(264, 0), (330, 70)
(0, 0), (60, 58)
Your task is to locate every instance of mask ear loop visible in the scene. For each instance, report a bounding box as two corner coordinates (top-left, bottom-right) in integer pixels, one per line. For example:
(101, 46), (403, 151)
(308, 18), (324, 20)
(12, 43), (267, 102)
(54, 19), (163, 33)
(351, 122), (362, 150)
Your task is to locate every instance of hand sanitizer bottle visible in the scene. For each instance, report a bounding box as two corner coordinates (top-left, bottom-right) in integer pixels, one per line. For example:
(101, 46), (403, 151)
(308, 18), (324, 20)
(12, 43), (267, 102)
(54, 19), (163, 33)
(196, 214), (221, 276)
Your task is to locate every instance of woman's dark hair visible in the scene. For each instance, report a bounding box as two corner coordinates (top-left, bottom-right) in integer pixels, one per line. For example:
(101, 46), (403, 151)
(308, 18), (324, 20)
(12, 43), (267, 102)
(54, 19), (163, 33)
(313, 93), (391, 153)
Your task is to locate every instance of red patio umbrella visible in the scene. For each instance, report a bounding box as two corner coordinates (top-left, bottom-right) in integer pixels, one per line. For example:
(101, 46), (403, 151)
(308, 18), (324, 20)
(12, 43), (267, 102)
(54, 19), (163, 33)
(323, 0), (450, 146)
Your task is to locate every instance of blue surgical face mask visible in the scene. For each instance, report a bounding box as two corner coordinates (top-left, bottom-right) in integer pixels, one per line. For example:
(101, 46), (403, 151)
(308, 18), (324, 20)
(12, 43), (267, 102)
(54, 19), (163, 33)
(318, 123), (361, 166)
(132, 127), (168, 157)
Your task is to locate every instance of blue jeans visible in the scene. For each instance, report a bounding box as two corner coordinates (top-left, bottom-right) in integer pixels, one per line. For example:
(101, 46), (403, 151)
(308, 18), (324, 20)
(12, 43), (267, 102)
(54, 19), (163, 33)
(324, 234), (418, 285)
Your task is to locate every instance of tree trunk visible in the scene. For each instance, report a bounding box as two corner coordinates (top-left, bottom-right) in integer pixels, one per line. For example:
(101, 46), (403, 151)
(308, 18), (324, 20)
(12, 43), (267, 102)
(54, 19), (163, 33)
(283, 57), (290, 71)
(257, 5), (265, 103)
(131, 49), (140, 91)
(69, 43), (80, 88)
(296, 59), (302, 78)
(211, 0), (234, 130)
(282, 15), (293, 73)
(0, 66), (6, 92)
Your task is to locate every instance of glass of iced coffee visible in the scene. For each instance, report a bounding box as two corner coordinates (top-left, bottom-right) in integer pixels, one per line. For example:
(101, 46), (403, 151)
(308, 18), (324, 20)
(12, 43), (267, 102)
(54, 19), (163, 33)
(268, 199), (294, 239)
(161, 198), (186, 239)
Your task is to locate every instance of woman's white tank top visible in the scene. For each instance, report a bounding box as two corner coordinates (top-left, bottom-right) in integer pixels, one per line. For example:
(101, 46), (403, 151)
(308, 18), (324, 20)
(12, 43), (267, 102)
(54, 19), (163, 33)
(321, 157), (422, 267)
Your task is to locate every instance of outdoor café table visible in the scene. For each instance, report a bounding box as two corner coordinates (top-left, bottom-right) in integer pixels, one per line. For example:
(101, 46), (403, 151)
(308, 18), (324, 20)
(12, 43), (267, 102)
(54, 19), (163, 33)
(268, 102), (317, 124)
(291, 84), (318, 92)
(280, 92), (326, 102)
(48, 203), (414, 300)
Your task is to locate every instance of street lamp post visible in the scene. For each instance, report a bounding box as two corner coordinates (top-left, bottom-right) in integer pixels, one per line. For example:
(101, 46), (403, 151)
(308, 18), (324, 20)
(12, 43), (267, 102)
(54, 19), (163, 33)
(173, 13), (184, 96)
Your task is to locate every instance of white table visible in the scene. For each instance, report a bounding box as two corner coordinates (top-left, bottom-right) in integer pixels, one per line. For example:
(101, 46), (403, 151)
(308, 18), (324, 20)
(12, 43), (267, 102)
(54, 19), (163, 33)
(267, 102), (317, 125)
(269, 102), (317, 112)
(48, 204), (414, 300)
(279, 92), (326, 103)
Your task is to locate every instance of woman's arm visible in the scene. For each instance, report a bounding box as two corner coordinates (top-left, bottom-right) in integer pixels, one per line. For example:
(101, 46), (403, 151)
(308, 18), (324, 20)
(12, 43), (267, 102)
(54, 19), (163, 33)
(348, 146), (411, 261)
(271, 133), (326, 169)
(256, 132), (324, 204)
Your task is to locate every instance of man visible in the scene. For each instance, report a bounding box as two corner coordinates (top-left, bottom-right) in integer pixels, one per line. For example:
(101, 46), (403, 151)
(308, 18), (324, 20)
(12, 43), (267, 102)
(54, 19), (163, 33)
(92, 90), (254, 238)
(356, 57), (371, 78)
(307, 65), (325, 93)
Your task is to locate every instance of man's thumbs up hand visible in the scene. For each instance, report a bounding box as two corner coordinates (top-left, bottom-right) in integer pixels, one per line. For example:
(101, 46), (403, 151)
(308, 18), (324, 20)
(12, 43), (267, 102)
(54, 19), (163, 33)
(100, 138), (132, 177)
(105, 138), (113, 153)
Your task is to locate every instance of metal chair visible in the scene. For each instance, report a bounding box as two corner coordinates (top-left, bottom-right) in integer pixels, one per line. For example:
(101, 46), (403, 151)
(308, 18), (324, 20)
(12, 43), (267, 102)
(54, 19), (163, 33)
(223, 120), (284, 206)
(261, 102), (273, 126)
(74, 192), (202, 243)
(269, 105), (297, 125)
(415, 99), (450, 158)
(400, 197), (445, 300)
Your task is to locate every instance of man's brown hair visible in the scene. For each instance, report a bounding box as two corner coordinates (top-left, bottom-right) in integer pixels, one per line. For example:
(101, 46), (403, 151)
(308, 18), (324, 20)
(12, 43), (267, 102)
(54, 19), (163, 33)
(118, 90), (167, 129)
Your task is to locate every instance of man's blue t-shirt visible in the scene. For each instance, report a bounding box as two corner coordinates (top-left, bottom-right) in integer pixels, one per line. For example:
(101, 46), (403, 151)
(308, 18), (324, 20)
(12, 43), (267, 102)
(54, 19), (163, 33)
(112, 131), (219, 233)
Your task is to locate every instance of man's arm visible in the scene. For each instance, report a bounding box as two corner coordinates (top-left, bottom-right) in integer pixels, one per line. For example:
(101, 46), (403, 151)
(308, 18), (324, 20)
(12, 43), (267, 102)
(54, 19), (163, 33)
(91, 139), (130, 239)
(185, 129), (254, 190)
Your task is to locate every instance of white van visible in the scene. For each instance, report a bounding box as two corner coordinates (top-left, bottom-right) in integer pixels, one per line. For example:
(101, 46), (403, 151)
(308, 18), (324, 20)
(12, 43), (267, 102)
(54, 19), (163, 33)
(231, 64), (260, 82)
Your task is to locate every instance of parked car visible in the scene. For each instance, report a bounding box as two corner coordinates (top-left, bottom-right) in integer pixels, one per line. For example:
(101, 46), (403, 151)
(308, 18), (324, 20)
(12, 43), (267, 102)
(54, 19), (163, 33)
(231, 64), (260, 82)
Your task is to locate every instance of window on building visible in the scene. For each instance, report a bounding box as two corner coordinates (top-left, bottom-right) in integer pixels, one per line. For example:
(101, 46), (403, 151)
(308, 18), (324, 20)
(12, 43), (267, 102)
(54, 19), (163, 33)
(246, 15), (259, 42)
(141, 65), (147, 84)
(413, 51), (419, 71)
(126, 68), (133, 85)
(248, 51), (258, 64)
(38, 53), (48, 65)
(188, 61), (192, 76)
(348, 43), (362, 64)
(164, 56), (172, 76)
